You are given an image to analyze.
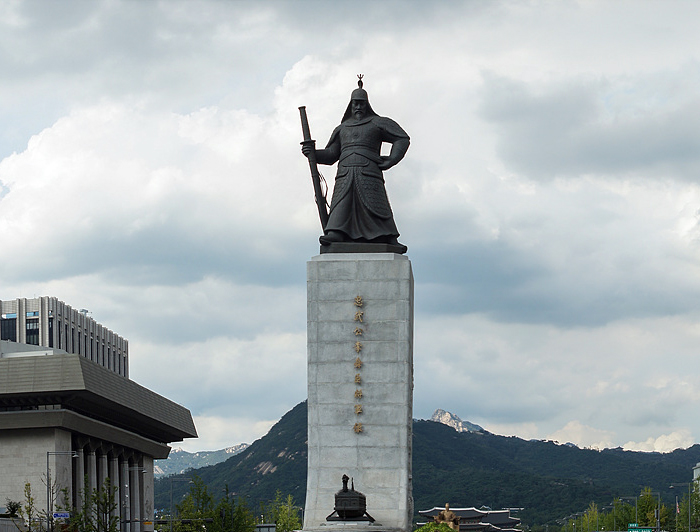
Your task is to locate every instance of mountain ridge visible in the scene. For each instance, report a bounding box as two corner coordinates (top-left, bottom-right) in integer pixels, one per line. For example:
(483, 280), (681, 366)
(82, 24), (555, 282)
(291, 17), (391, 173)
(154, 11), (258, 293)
(155, 402), (700, 527)
(155, 443), (249, 478)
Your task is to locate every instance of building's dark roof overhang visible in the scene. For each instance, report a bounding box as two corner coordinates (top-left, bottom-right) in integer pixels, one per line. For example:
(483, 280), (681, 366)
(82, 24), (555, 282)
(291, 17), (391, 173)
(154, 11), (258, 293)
(0, 354), (197, 443)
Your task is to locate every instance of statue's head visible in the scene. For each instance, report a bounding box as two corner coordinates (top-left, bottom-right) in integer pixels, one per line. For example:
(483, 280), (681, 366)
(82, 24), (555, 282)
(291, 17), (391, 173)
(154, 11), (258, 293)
(342, 75), (377, 122)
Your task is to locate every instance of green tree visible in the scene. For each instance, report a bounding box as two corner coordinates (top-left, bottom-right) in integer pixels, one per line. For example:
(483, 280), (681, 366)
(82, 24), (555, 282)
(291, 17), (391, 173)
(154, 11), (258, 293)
(171, 477), (256, 532)
(214, 489), (255, 532)
(67, 478), (120, 532)
(230, 500), (256, 532)
(637, 487), (669, 530)
(175, 475), (215, 532)
(675, 481), (700, 532)
(261, 492), (301, 532)
(612, 498), (637, 531)
(580, 502), (599, 532)
(414, 524), (456, 532)
(17, 482), (45, 532)
(577, 498), (635, 532)
(5, 498), (21, 518)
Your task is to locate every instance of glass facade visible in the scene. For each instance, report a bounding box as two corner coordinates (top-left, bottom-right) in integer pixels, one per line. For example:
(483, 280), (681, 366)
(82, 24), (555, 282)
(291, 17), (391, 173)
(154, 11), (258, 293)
(25, 318), (39, 345)
(1, 318), (17, 342)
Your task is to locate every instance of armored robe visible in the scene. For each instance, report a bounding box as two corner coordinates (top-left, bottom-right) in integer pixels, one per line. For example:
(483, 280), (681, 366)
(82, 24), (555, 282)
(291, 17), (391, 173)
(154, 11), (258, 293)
(316, 115), (410, 242)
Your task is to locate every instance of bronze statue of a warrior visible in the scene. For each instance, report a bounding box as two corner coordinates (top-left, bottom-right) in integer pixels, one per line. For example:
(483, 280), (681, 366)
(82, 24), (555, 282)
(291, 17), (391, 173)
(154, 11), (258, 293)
(300, 76), (410, 254)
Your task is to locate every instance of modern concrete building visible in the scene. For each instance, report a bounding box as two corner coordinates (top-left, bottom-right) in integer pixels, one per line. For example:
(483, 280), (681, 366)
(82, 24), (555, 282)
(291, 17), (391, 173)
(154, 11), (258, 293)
(0, 297), (197, 532)
(1, 296), (128, 377)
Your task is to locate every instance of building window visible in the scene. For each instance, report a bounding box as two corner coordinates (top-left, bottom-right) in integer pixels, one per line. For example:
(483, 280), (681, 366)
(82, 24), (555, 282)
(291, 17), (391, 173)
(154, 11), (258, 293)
(26, 318), (39, 345)
(1, 318), (17, 342)
(48, 317), (53, 348)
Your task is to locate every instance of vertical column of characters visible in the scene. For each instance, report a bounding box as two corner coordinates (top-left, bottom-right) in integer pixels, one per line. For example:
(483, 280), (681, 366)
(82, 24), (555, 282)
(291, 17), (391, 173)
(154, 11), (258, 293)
(352, 295), (364, 433)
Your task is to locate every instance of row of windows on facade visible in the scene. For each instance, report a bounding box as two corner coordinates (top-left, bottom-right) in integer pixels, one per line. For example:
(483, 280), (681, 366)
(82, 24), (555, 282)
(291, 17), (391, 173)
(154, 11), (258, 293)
(1, 317), (126, 373)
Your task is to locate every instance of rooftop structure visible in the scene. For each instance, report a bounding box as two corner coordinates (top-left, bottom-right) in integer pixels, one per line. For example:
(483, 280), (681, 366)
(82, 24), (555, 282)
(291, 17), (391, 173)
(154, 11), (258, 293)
(418, 507), (521, 532)
(1, 297), (128, 376)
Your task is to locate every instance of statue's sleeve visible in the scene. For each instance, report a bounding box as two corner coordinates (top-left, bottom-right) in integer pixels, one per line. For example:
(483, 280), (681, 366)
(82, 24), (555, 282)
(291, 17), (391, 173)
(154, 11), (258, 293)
(316, 125), (341, 165)
(325, 125), (343, 148)
(377, 117), (410, 167)
(376, 117), (410, 142)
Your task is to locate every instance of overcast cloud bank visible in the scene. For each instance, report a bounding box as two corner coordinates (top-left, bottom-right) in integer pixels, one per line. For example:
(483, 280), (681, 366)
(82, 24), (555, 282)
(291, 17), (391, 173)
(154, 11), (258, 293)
(2, 1), (700, 453)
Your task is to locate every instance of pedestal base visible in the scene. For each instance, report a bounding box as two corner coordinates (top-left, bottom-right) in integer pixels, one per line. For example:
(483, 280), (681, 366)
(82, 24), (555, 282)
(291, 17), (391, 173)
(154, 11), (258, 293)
(305, 253), (414, 532)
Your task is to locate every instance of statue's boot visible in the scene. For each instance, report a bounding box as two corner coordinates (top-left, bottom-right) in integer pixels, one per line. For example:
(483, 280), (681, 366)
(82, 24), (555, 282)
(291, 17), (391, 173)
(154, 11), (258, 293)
(385, 236), (408, 254)
(319, 230), (345, 246)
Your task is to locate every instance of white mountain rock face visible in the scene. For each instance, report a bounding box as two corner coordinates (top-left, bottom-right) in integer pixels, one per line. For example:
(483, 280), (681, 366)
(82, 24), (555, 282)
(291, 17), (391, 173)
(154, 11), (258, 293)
(431, 409), (484, 433)
(154, 443), (250, 478)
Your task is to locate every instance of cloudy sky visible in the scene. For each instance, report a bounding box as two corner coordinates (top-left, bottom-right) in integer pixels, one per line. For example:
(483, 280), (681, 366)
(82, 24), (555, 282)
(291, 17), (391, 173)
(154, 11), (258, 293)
(3, 0), (700, 454)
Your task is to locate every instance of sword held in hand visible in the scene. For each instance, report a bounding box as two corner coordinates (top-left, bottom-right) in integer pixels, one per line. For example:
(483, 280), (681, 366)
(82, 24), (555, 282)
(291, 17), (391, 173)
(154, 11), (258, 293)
(299, 106), (329, 230)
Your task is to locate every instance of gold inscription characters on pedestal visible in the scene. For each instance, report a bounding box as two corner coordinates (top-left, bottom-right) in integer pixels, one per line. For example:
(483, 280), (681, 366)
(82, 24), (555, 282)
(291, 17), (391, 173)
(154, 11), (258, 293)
(352, 297), (366, 432)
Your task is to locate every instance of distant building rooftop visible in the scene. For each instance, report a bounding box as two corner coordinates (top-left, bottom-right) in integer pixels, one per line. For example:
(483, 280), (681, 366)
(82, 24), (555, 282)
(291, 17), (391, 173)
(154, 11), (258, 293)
(418, 507), (521, 532)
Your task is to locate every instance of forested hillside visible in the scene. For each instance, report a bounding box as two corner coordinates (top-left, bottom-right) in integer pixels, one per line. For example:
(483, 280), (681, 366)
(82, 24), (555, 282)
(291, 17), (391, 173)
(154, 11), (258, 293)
(156, 401), (700, 527)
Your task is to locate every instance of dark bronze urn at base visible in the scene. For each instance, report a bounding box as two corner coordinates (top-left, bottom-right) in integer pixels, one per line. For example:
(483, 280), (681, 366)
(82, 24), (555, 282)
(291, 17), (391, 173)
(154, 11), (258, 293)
(326, 475), (375, 523)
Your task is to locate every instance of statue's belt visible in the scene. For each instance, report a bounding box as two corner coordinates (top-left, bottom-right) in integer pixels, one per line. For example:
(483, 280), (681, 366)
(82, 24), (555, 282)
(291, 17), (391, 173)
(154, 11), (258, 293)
(339, 148), (382, 165)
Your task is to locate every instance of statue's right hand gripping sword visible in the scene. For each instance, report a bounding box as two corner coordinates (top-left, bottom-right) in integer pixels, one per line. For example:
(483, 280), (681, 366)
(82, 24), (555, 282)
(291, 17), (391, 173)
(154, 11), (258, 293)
(299, 106), (329, 230)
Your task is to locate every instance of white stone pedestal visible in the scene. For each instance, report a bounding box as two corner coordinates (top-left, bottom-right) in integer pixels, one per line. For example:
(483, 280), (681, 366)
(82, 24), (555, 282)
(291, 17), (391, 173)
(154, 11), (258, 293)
(304, 253), (414, 532)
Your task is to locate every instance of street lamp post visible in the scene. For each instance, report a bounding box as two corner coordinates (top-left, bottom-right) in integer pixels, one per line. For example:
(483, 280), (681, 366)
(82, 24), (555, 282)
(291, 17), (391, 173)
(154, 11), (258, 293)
(670, 482), (694, 532)
(647, 492), (661, 532)
(603, 505), (614, 532)
(46, 451), (79, 532)
(221, 488), (235, 532)
(621, 497), (638, 525)
(169, 477), (193, 532)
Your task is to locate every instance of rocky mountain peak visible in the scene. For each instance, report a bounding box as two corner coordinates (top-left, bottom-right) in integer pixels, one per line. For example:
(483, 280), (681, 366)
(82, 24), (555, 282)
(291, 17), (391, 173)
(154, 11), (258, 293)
(431, 408), (484, 433)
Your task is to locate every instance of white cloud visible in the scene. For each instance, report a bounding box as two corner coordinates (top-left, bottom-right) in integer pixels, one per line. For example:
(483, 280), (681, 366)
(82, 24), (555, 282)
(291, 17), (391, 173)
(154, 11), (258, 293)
(4, 0), (700, 452)
(414, 313), (700, 449)
(178, 415), (277, 453)
(546, 421), (616, 450)
(623, 430), (695, 453)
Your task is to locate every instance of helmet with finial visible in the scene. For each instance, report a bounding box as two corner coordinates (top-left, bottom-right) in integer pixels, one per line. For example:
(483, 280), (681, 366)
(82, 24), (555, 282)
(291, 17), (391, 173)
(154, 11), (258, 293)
(342, 74), (376, 122)
(351, 74), (368, 101)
